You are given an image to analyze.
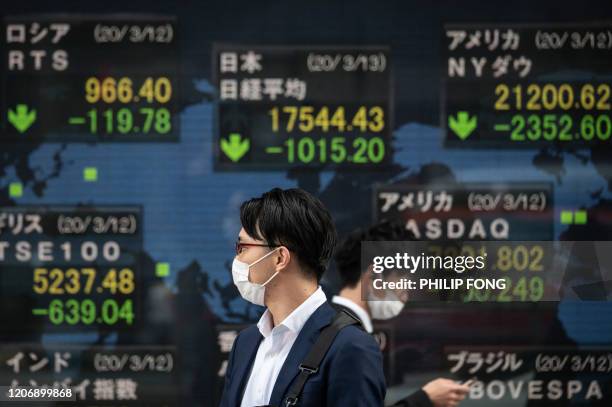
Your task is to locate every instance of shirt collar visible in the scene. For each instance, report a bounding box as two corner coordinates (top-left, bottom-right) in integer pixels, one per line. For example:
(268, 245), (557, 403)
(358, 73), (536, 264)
(257, 286), (327, 338)
(331, 295), (373, 333)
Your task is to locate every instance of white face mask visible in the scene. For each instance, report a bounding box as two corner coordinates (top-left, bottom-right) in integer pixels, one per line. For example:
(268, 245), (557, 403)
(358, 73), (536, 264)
(367, 290), (405, 320)
(232, 248), (280, 306)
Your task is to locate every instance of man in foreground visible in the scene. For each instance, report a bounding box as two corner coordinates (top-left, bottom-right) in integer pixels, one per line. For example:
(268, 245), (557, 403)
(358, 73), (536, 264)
(220, 187), (386, 406)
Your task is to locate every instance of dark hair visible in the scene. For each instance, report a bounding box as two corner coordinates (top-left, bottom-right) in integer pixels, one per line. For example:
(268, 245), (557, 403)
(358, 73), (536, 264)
(240, 188), (337, 281)
(335, 219), (414, 288)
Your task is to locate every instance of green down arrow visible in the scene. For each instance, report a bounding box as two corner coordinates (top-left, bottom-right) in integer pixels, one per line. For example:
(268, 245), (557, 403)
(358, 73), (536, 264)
(8, 104), (37, 133)
(220, 133), (250, 162)
(448, 111), (477, 140)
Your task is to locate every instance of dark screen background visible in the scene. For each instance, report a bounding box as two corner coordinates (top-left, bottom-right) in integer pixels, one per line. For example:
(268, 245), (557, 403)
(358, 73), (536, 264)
(1, 1), (612, 405)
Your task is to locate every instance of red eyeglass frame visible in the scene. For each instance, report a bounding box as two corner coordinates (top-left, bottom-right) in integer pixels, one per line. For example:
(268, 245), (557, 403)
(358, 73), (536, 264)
(234, 241), (279, 255)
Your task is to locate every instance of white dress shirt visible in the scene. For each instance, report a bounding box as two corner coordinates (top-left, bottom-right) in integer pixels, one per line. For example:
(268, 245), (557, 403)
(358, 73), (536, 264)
(240, 286), (327, 407)
(331, 295), (373, 333)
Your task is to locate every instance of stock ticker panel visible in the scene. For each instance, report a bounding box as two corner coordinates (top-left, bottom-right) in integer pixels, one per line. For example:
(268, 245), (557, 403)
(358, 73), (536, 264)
(214, 46), (391, 170)
(443, 24), (612, 147)
(1, 2), (612, 406)
(2, 15), (179, 142)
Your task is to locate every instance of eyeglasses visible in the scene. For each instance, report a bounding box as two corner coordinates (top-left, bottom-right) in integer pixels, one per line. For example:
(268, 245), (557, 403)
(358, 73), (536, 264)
(235, 241), (279, 255)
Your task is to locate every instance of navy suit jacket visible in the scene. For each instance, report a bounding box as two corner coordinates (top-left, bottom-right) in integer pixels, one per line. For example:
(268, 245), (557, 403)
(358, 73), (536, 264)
(219, 301), (386, 406)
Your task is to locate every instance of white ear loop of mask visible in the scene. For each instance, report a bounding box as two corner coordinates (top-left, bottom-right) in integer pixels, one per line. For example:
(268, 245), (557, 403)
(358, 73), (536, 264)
(251, 247), (280, 286)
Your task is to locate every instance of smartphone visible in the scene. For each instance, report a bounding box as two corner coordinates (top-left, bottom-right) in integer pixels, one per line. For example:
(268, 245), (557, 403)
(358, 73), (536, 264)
(461, 377), (478, 387)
